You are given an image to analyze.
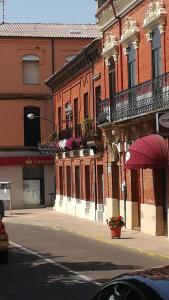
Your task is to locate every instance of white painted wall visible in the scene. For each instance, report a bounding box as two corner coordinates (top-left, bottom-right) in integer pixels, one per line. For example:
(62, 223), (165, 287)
(44, 165), (55, 206)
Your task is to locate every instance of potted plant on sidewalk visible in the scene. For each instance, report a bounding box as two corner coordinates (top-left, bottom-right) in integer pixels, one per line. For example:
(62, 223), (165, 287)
(106, 216), (125, 239)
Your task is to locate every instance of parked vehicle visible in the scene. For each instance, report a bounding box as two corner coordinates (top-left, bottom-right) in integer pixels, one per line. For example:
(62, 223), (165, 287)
(0, 220), (8, 263)
(90, 266), (169, 300)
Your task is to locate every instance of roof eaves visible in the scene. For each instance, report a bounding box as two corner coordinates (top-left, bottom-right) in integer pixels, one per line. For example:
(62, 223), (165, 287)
(45, 38), (101, 87)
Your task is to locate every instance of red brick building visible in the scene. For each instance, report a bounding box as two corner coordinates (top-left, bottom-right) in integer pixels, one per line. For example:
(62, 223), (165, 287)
(46, 0), (169, 237)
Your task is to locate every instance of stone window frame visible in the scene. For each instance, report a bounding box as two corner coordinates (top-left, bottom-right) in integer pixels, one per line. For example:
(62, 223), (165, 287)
(143, 0), (167, 41)
(120, 17), (140, 55)
(102, 33), (119, 65)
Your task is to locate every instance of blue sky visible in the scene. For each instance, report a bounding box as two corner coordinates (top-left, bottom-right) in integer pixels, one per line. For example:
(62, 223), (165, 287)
(1, 0), (96, 24)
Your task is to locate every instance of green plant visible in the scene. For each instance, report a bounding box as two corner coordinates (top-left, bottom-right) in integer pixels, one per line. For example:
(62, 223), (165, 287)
(106, 216), (125, 228)
(81, 118), (93, 137)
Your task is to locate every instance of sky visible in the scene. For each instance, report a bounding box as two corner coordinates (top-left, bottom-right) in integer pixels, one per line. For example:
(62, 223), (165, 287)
(1, 0), (97, 24)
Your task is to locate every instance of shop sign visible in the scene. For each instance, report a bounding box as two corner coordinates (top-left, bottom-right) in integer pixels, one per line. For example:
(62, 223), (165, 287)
(156, 112), (169, 135)
(0, 156), (55, 166)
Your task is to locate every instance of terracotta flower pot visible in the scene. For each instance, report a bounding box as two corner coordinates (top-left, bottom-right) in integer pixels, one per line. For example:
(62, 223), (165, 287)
(110, 226), (121, 239)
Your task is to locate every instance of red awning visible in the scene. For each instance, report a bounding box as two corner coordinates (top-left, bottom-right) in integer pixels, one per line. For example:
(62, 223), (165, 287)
(125, 134), (168, 170)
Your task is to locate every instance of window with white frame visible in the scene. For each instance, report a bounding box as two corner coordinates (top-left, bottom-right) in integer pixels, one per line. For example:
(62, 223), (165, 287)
(22, 55), (40, 84)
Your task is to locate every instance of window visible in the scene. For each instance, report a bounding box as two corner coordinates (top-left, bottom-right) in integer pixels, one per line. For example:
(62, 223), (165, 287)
(109, 57), (116, 99)
(74, 98), (79, 137)
(84, 93), (89, 118)
(74, 98), (78, 126)
(65, 102), (72, 129)
(24, 106), (41, 147)
(85, 166), (90, 201)
(95, 85), (101, 120)
(22, 55), (39, 84)
(59, 166), (63, 196)
(66, 166), (71, 198)
(75, 166), (81, 200)
(152, 28), (161, 78)
(58, 107), (62, 132)
(128, 45), (136, 88)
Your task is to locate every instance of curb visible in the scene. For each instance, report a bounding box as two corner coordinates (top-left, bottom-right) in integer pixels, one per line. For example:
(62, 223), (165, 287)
(5, 218), (169, 261)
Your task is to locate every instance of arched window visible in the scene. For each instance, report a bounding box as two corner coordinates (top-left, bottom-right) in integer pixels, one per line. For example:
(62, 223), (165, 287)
(24, 106), (41, 147)
(22, 55), (39, 84)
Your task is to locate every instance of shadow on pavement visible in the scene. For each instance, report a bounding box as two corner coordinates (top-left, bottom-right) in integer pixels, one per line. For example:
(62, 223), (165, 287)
(0, 245), (142, 300)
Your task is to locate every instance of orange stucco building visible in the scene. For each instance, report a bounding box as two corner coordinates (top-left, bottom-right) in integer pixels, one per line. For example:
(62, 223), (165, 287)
(0, 23), (99, 209)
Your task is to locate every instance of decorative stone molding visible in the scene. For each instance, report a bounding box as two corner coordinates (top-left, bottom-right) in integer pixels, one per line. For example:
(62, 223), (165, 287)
(143, 0), (167, 41)
(120, 17), (140, 55)
(102, 33), (119, 64)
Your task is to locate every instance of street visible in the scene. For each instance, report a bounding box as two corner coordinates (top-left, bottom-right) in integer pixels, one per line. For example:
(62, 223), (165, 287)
(0, 223), (168, 300)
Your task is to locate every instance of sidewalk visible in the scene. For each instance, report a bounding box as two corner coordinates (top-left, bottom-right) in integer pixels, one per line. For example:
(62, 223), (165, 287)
(4, 207), (169, 260)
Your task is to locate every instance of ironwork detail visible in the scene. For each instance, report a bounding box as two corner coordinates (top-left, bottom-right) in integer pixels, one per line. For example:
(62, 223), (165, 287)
(112, 73), (169, 122)
(97, 99), (110, 125)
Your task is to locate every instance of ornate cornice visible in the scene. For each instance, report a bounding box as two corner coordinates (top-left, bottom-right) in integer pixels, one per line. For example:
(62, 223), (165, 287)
(120, 17), (140, 55)
(143, 0), (167, 41)
(102, 33), (119, 63)
(46, 39), (102, 92)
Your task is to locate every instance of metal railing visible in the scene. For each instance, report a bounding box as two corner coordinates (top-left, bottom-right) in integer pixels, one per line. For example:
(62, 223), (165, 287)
(112, 73), (169, 122)
(97, 99), (110, 125)
(58, 128), (72, 140)
(98, 0), (108, 8)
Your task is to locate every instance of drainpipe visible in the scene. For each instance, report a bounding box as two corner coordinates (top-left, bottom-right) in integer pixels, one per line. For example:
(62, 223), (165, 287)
(92, 61), (98, 220)
(111, 0), (123, 90)
(51, 38), (55, 131)
(111, 1), (126, 224)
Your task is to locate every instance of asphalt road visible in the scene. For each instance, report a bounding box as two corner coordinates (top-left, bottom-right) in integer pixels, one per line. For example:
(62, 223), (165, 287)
(1, 223), (168, 300)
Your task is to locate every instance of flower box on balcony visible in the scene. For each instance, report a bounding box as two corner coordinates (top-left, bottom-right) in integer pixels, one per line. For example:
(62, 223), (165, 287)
(65, 152), (70, 158)
(55, 152), (62, 159)
(73, 150), (80, 157)
(83, 149), (90, 156)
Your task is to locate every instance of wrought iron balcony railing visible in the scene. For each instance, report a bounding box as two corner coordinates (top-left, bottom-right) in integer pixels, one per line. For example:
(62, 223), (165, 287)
(58, 128), (72, 140)
(97, 99), (110, 125)
(96, 0), (112, 18)
(58, 124), (82, 140)
(98, 0), (108, 8)
(113, 73), (169, 122)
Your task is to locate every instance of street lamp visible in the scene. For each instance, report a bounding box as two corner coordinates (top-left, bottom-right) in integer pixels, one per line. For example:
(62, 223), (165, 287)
(26, 113), (55, 126)
(27, 113), (57, 154)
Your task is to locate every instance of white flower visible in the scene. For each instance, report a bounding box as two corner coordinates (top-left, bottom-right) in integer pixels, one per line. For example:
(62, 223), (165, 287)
(59, 139), (67, 150)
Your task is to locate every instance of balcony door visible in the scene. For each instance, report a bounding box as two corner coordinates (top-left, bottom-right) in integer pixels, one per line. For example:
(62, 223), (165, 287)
(128, 44), (136, 106)
(152, 28), (162, 101)
(109, 57), (116, 118)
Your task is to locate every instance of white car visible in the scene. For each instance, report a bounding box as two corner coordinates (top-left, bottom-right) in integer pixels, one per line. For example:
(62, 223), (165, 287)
(0, 220), (8, 263)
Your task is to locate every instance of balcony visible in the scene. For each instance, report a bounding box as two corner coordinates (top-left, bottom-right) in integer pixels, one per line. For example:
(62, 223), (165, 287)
(97, 99), (110, 125)
(98, 0), (108, 9)
(112, 73), (169, 122)
(58, 128), (72, 140)
(96, 0), (114, 31)
(96, 1), (144, 32)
